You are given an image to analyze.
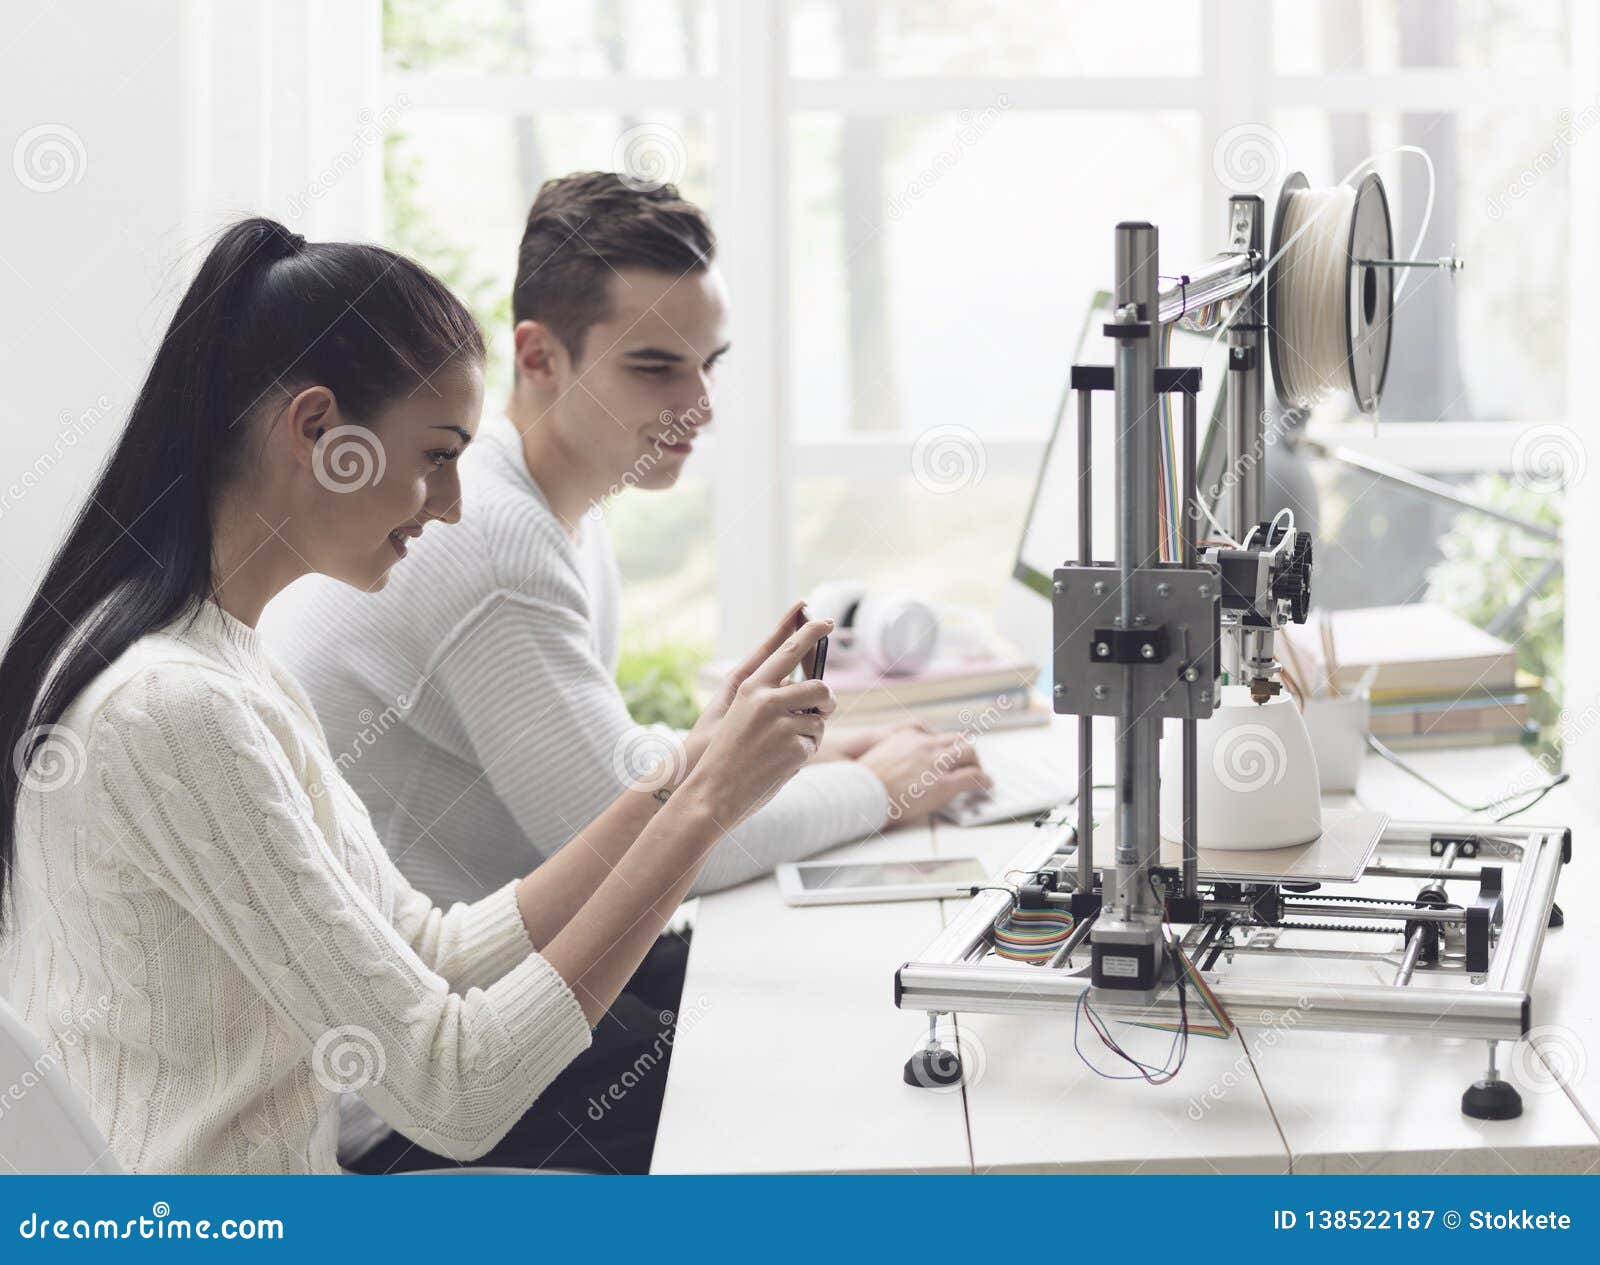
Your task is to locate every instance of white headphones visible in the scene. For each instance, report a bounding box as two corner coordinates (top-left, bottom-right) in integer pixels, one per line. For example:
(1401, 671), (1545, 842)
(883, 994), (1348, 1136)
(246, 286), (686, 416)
(805, 580), (941, 676)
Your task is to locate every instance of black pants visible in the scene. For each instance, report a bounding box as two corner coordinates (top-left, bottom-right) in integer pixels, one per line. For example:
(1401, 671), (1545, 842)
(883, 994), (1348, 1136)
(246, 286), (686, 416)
(348, 931), (690, 1175)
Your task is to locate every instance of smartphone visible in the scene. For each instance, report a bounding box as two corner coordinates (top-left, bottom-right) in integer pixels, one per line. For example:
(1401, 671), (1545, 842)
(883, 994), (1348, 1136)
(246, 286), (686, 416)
(795, 608), (829, 712)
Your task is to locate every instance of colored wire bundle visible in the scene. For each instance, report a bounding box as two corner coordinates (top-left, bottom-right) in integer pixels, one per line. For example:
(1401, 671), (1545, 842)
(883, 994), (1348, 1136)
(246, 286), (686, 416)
(1155, 320), (1184, 562)
(1126, 939), (1235, 1040)
(1071, 877), (1236, 1085)
(991, 905), (1075, 964)
(1074, 967), (1189, 1084)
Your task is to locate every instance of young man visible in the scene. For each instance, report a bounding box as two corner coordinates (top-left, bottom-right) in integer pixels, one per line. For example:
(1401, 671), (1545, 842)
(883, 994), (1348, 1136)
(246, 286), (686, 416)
(263, 172), (986, 1173)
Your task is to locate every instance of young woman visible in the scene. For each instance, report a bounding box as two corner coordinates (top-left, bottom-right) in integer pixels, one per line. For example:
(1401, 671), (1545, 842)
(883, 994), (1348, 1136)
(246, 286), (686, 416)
(0, 217), (832, 1174)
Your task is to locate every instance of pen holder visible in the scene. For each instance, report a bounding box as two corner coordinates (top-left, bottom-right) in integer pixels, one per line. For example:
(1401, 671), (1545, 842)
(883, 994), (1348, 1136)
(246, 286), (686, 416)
(1300, 690), (1370, 794)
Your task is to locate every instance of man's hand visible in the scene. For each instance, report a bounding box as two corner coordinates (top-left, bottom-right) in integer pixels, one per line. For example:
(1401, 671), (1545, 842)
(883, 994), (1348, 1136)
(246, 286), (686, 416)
(858, 728), (991, 825)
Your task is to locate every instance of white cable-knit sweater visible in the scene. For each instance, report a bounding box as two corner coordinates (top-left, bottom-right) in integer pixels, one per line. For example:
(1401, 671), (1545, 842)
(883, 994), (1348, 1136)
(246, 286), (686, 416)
(261, 413), (888, 911)
(1, 601), (591, 1174)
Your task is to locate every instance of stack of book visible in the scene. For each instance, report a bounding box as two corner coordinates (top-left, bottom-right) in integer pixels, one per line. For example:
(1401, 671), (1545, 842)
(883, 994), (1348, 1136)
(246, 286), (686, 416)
(1281, 604), (1538, 750)
(697, 650), (1047, 735)
(1366, 680), (1538, 748)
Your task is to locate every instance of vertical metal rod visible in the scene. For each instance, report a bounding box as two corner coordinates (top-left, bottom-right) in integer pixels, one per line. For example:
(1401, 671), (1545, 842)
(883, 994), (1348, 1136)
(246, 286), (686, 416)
(1181, 388), (1199, 901)
(1225, 340), (1263, 544)
(1226, 197), (1265, 543)
(1224, 196), (1265, 688)
(1228, 336), (1269, 684)
(1076, 388), (1094, 895)
(1221, 345), (1247, 685)
(1111, 222), (1161, 924)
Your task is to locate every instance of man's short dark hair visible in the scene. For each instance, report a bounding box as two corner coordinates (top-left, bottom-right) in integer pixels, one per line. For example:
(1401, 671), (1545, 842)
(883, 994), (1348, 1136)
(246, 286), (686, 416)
(513, 171), (716, 363)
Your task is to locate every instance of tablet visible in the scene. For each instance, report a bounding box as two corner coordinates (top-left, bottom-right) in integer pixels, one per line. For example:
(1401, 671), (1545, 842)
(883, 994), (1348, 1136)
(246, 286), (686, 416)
(775, 856), (988, 907)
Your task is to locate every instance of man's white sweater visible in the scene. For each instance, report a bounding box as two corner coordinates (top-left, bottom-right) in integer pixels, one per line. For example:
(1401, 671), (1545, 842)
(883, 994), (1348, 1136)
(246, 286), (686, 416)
(262, 413), (888, 909)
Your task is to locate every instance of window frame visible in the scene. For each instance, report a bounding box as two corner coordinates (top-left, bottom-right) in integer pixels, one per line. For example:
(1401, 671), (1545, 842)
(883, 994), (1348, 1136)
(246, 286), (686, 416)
(382, 0), (1587, 658)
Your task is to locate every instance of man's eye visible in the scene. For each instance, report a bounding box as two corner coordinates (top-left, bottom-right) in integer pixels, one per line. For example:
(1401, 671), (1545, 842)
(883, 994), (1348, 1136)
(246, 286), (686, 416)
(633, 365), (670, 377)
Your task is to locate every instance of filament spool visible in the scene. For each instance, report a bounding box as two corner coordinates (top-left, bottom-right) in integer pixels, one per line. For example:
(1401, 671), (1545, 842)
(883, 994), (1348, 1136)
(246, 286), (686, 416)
(1267, 171), (1394, 414)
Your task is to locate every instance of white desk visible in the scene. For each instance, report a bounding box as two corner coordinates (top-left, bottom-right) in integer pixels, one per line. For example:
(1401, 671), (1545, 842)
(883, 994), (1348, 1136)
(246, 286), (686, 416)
(651, 729), (1600, 1174)
(649, 821), (973, 1173)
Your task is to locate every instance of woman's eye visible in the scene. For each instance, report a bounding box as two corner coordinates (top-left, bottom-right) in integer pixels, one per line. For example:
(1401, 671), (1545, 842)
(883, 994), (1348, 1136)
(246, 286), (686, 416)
(428, 450), (460, 468)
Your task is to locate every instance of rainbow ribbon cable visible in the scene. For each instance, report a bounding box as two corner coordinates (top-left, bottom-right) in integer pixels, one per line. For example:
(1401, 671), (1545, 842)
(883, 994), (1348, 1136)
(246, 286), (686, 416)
(1128, 940), (1236, 1039)
(991, 906), (1076, 965)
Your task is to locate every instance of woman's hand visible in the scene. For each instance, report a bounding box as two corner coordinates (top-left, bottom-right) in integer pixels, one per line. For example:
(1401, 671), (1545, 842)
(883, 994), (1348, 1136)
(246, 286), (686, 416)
(680, 601), (806, 775)
(677, 615), (835, 827)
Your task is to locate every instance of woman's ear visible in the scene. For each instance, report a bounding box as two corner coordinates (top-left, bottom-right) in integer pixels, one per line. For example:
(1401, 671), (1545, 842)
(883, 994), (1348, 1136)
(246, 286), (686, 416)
(283, 386), (337, 468)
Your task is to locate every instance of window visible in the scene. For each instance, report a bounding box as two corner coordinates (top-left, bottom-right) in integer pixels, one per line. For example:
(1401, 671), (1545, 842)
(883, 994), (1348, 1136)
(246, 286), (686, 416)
(381, 0), (1579, 716)
(383, 0), (720, 650)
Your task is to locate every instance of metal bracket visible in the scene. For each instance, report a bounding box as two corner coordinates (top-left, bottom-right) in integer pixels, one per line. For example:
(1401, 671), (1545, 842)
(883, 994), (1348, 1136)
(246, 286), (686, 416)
(1228, 197), (1258, 253)
(1466, 866), (1505, 974)
(1433, 834), (1481, 859)
(1089, 626), (1169, 665)
(1052, 564), (1219, 720)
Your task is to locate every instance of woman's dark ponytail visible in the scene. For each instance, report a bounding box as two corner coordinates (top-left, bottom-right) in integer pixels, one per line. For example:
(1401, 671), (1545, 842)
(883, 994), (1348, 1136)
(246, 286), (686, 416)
(0, 217), (482, 931)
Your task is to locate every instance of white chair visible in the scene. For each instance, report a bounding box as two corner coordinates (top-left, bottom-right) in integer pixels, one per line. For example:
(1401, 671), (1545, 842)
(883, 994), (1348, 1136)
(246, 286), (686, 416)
(0, 994), (122, 1173)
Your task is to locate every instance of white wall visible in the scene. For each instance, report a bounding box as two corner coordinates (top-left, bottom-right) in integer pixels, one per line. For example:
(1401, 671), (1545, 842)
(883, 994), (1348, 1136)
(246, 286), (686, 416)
(0, 0), (381, 645)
